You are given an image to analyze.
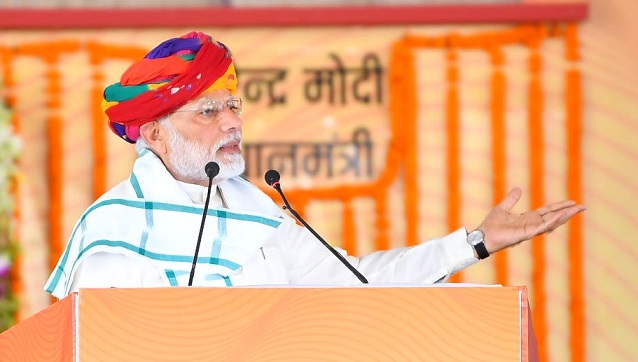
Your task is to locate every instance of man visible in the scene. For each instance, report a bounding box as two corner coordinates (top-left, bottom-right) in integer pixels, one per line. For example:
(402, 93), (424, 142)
(45, 31), (584, 299)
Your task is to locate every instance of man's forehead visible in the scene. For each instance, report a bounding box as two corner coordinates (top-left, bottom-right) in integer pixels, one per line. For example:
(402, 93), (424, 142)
(189, 90), (232, 104)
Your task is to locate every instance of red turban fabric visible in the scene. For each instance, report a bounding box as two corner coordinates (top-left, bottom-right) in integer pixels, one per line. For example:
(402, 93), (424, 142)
(102, 31), (238, 143)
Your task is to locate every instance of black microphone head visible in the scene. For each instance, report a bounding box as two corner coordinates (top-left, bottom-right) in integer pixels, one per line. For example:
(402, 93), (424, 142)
(264, 169), (281, 186)
(205, 162), (220, 179)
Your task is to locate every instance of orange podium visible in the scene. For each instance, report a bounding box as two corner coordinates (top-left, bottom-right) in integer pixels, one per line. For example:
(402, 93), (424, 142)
(0, 286), (537, 361)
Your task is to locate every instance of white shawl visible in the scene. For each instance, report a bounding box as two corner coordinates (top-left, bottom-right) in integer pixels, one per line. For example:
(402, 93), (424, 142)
(45, 149), (283, 298)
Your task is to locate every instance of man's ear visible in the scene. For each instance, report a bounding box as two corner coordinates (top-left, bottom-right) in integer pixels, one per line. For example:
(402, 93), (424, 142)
(139, 121), (168, 155)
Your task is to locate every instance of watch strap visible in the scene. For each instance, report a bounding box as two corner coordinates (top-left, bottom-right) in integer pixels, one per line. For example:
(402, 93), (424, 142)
(474, 242), (490, 260)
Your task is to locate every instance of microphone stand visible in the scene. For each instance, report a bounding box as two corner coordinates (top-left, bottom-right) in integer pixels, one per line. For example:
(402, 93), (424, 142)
(265, 170), (368, 284)
(188, 162), (220, 286)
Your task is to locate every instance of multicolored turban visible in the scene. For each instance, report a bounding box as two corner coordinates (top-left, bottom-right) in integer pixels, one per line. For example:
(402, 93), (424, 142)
(102, 31), (238, 143)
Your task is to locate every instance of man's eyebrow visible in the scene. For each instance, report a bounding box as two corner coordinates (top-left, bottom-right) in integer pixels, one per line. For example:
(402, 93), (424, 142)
(196, 97), (228, 105)
(186, 98), (216, 108)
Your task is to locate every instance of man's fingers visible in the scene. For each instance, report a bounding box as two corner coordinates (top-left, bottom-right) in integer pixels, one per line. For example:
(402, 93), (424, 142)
(542, 205), (585, 231)
(536, 200), (578, 216)
(498, 187), (522, 211)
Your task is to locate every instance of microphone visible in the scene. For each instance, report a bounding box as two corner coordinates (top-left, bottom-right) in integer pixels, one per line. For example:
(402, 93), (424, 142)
(188, 161), (220, 286)
(264, 170), (368, 284)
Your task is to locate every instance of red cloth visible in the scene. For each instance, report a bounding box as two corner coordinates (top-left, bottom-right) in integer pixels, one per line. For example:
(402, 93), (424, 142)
(105, 41), (232, 128)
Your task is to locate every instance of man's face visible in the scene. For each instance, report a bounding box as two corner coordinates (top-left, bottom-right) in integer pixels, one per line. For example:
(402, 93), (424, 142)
(160, 89), (245, 184)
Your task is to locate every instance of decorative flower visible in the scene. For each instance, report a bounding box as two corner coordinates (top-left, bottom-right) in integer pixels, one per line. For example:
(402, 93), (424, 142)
(0, 253), (9, 276)
(0, 253), (9, 298)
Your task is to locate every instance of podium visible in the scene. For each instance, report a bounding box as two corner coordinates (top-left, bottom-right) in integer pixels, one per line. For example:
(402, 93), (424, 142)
(0, 286), (537, 361)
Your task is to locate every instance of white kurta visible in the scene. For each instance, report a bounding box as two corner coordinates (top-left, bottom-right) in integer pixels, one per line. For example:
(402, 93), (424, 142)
(46, 149), (478, 299)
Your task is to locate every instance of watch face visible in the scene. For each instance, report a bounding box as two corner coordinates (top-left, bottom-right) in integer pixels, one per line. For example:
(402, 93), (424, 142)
(467, 230), (484, 246)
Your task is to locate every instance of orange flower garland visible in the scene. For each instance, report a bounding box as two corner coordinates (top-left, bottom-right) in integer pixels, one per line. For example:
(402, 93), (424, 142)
(45, 65), (64, 305)
(401, 40), (420, 249)
(566, 23), (585, 362)
(88, 43), (108, 199)
(446, 45), (463, 283)
(342, 200), (356, 254)
(527, 26), (548, 362)
(489, 45), (508, 286)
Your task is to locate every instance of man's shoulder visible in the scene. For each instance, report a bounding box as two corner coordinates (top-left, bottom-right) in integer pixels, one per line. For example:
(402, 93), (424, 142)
(93, 178), (139, 204)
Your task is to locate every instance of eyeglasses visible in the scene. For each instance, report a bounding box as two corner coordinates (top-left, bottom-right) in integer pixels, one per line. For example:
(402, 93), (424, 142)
(173, 96), (242, 120)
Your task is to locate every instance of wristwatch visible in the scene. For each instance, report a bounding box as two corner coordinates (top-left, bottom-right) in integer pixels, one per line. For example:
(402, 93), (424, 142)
(467, 229), (490, 260)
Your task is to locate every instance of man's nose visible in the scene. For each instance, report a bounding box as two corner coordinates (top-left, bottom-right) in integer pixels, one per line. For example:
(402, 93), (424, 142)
(219, 108), (242, 131)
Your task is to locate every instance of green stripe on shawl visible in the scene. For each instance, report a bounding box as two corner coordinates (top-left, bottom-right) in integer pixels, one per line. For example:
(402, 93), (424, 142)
(45, 197), (282, 293)
(76, 240), (242, 269)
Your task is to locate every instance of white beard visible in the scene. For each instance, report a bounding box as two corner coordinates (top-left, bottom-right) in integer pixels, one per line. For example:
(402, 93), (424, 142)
(162, 120), (245, 183)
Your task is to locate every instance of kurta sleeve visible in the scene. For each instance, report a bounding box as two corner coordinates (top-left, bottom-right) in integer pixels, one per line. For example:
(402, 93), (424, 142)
(354, 227), (478, 284)
(278, 214), (478, 285)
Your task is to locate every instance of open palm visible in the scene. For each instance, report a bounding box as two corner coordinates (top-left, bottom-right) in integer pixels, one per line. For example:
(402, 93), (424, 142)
(477, 187), (585, 254)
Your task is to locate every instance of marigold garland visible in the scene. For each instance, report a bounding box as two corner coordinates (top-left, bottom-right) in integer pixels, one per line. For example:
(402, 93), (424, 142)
(91, 68), (107, 198)
(46, 77), (64, 305)
(565, 22), (585, 362)
(489, 45), (509, 286)
(373, 190), (390, 251)
(403, 43), (419, 249)
(342, 201), (356, 254)
(527, 25), (548, 362)
(445, 46), (464, 283)
(88, 42), (107, 198)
